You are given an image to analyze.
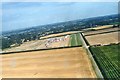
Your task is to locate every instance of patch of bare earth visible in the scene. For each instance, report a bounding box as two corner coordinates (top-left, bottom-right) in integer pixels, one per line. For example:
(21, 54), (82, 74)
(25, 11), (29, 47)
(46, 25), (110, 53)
(2, 47), (96, 78)
(85, 31), (119, 45)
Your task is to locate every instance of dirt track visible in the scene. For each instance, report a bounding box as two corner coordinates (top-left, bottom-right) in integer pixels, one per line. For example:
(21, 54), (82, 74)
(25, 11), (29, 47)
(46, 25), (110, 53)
(2, 47), (96, 78)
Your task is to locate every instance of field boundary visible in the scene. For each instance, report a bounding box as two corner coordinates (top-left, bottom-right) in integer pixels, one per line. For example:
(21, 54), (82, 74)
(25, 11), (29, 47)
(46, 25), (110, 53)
(87, 47), (104, 78)
(40, 31), (81, 40)
(81, 33), (89, 46)
(82, 26), (118, 33)
(80, 33), (103, 78)
(85, 30), (119, 36)
(1, 45), (82, 55)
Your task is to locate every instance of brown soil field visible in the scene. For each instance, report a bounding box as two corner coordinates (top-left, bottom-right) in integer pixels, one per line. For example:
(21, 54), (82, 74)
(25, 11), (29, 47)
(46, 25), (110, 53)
(3, 35), (70, 53)
(1, 47), (96, 78)
(40, 31), (81, 39)
(85, 31), (119, 45)
(83, 27), (119, 36)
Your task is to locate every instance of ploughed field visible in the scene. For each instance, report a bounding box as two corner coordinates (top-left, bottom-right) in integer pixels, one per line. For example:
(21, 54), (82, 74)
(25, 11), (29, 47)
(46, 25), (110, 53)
(85, 31), (119, 45)
(89, 44), (120, 79)
(2, 47), (96, 78)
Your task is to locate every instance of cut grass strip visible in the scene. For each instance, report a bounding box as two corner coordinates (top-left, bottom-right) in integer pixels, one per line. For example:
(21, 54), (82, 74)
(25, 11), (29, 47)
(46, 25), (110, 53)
(70, 34), (76, 46)
(70, 33), (82, 46)
(76, 33), (82, 46)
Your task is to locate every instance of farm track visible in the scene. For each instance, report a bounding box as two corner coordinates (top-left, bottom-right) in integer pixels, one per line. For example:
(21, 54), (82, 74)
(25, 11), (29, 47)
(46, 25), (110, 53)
(81, 29), (120, 79)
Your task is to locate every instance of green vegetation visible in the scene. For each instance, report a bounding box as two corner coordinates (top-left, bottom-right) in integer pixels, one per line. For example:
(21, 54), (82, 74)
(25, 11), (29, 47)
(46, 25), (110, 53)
(76, 33), (82, 45)
(70, 34), (76, 46)
(90, 44), (120, 79)
(110, 22), (120, 25)
(70, 33), (82, 46)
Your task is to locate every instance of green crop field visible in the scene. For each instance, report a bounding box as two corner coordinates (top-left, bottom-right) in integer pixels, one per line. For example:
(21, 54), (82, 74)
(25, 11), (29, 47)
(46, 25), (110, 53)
(70, 34), (76, 46)
(90, 44), (120, 79)
(76, 33), (82, 45)
(69, 33), (82, 46)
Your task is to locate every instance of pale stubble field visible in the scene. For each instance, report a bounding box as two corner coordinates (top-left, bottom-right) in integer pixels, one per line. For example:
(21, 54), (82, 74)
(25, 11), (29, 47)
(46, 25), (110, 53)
(2, 47), (96, 78)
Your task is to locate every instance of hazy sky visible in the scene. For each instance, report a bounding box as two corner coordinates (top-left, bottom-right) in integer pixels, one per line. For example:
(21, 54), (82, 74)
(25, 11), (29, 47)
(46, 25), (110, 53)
(2, 2), (118, 32)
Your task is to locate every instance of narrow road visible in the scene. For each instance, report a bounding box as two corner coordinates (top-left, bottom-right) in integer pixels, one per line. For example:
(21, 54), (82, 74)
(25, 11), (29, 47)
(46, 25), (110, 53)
(79, 33), (89, 48)
(79, 32), (104, 78)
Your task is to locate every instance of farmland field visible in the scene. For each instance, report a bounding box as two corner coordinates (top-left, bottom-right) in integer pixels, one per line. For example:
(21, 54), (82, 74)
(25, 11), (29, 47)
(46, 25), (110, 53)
(2, 47), (96, 78)
(69, 33), (82, 46)
(3, 32), (82, 53)
(3, 35), (70, 53)
(40, 31), (81, 39)
(89, 44), (120, 79)
(83, 27), (119, 36)
(85, 31), (119, 45)
(91, 25), (113, 30)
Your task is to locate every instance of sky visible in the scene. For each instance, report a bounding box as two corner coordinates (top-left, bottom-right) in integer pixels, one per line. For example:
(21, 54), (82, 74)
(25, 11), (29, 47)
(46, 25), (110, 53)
(1, 2), (118, 32)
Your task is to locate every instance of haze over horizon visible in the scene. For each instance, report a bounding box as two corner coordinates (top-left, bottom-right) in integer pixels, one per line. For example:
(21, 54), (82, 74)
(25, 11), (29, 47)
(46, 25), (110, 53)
(2, 2), (118, 32)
